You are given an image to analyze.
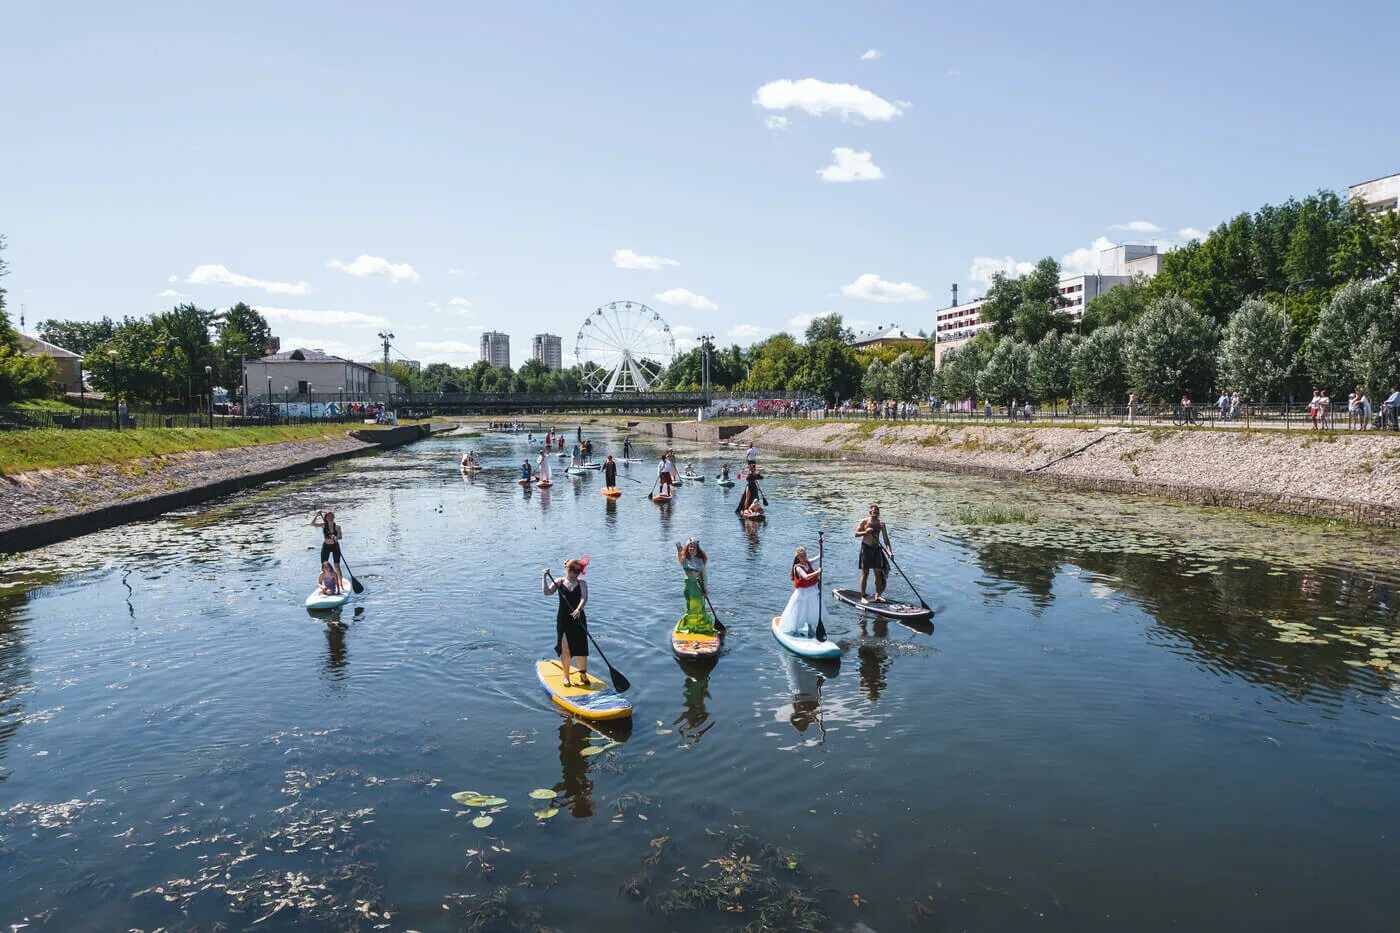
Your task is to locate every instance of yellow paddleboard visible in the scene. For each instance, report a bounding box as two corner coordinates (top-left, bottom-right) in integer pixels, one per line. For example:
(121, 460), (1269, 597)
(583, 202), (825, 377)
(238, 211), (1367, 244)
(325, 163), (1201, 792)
(601, 487), (622, 497)
(535, 659), (633, 720)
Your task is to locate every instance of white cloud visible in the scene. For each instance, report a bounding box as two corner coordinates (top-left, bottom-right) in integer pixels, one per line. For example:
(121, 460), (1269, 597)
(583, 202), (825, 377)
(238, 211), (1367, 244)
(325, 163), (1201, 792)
(1110, 220), (1162, 233)
(671, 324), (697, 337)
(167, 274), (179, 283)
(157, 288), (187, 298)
(185, 263), (311, 296)
(728, 324), (768, 342)
(968, 256), (1035, 287)
(1179, 227), (1207, 241)
(788, 313), (816, 331)
(654, 288), (718, 311)
(254, 305), (388, 328)
(1060, 236), (1118, 275)
(818, 147), (884, 183)
(841, 273), (928, 303)
(613, 248), (679, 271)
(449, 297), (471, 307)
(860, 48), (882, 61)
(416, 340), (480, 364)
(765, 115), (791, 132)
(326, 254), (420, 283)
(753, 78), (905, 122)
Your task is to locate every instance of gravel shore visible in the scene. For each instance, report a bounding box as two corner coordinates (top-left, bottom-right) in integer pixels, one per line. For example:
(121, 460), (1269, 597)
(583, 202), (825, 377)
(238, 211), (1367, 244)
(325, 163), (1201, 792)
(737, 421), (1400, 526)
(1, 433), (377, 534)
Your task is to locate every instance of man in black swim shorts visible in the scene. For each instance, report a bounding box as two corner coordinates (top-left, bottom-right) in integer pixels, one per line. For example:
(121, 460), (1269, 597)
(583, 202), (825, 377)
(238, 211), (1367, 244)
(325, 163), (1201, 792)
(854, 504), (892, 603)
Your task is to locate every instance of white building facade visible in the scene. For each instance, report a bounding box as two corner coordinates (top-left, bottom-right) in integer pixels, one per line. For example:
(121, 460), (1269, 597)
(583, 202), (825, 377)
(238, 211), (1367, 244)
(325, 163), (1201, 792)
(532, 333), (562, 370)
(244, 348), (381, 401)
(480, 331), (511, 369)
(1349, 173), (1400, 213)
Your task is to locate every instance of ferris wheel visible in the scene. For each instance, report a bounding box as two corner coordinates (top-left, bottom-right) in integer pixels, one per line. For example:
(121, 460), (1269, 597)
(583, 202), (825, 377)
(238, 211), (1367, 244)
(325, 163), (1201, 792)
(575, 300), (676, 393)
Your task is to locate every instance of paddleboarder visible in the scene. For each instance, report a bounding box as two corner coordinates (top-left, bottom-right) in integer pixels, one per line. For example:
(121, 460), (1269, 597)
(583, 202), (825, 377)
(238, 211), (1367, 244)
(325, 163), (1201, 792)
(542, 558), (591, 686)
(657, 455), (675, 496)
(854, 504), (893, 603)
(736, 474), (761, 514)
(520, 459), (534, 483)
(719, 463), (732, 482)
(745, 442), (757, 474)
(674, 538), (715, 636)
(776, 546), (821, 637)
(622, 437), (633, 459)
(664, 450), (679, 485)
(316, 560), (344, 596)
(536, 447), (553, 484)
(603, 454), (618, 488)
(311, 510), (345, 574)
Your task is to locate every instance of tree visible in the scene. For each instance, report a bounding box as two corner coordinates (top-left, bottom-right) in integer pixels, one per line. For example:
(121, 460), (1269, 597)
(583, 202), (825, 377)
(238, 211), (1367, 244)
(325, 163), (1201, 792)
(1304, 279), (1398, 398)
(88, 317), (175, 405)
(1284, 190), (1347, 291)
(861, 359), (890, 403)
(886, 351), (932, 401)
(1080, 275), (1153, 333)
(1333, 199), (1400, 286)
(1217, 298), (1291, 401)
(978, 271), (1020, 335)
(214, 303), (273, 399)
(976, 337), (1031, 404)
(791, 339), (861, 404)
(1123, 295), (1218, 400)
(1027, 331), (1074, 409)
(935, 339), (987, 401)
(803, 313), (853, 344)
(745, 334), (801, 391)
(419, 362), (466, 393)
(37, 316), (118, 356)
(1070, 324), (1127, 404)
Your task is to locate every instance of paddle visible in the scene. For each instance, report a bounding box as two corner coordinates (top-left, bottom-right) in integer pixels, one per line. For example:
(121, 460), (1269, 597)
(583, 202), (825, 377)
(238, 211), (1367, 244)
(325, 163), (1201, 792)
(814, 531), (827, 642)
(546, 571), (631, 692)
(339, 554), (366, 595)
(701, 590), (728, 638)
(885, 531), (929, 610)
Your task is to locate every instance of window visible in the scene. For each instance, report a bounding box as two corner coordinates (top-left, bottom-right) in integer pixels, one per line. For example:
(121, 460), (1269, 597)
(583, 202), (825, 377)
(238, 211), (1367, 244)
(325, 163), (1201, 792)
(297, 380), (309, 394)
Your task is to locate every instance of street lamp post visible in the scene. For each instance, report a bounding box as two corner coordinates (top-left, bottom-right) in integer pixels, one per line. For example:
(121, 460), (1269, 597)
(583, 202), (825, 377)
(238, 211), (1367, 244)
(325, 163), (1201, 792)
(284, 385), (289, 425)
(338, 386), (344, 423)
(107, 349), (119, 430)
(265, 375), (273, 425)
(204, 364), (213, 428)
(309, 383), (315, 422)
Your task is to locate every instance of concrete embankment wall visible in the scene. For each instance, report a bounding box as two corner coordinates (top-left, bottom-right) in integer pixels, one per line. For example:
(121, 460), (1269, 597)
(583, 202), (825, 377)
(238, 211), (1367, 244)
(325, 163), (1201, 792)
(629, 420), (747, 443)
(737, 421), (1400, 527)
(0, 421), (459, 553)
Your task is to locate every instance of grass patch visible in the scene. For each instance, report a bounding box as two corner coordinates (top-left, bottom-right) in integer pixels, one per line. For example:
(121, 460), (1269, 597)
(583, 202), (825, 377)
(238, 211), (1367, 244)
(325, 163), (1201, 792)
(0, 423), (375, 475)
(951, 504), (1039, 525)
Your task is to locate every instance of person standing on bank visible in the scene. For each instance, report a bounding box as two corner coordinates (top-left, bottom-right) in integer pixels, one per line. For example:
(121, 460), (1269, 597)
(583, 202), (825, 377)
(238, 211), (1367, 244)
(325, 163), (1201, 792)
(854, 504), (892, 603)
(311, 510), (344, 575)
(542, 558), (591, 686)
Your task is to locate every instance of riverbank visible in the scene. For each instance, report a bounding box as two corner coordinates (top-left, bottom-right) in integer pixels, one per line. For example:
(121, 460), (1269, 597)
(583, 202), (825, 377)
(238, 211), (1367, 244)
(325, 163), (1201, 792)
(0, 422), (458, 552)
(730, 419), (1400, 526)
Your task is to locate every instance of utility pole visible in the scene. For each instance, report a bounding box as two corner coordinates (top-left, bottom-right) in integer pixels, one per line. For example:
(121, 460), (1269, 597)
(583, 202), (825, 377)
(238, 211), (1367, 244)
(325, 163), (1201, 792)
(378, 329), (395, 417)
(699, 333), (714, 420)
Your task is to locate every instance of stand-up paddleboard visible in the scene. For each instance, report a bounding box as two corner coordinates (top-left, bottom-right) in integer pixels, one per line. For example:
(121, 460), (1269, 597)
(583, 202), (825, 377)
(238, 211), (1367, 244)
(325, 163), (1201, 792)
(832, 588), (933, 622)
(771, 617), (841, 660)
(601, 487), (622, 497)
(621, 457), (644, 463)
(516, 477), (532, 485)
(566, 467), (589, 476)
(739, 509), (766, 521)
(535, 479), (553, 488)
(581, 462), (603, 470)
(651, 492), (673, 503)
(536, 659), (632, 720)
(306, 589), (351, 611)
(682, 473), (705, 482)
(716, 478), (735, 487)
(671, 619), (721, 659)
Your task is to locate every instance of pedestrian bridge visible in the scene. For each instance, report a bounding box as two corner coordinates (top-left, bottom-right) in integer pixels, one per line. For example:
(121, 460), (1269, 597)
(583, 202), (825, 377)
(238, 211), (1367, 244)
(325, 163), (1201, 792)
(393, 391), (707, 415)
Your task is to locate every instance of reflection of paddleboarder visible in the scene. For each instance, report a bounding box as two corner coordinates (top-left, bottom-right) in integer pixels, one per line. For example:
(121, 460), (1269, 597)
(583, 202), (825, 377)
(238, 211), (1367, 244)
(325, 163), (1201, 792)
(854, 504), (892, 603)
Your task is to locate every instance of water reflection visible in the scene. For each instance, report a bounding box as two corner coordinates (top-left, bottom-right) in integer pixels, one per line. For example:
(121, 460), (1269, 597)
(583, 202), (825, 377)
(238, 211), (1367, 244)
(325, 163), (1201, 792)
(672, 667), (715, 744)
(553, 716), (631, 819)
(779, 653), (832, 739)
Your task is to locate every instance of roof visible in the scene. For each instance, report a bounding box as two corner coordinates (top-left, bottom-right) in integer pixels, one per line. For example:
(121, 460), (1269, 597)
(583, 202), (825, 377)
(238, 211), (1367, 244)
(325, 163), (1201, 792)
(19, 333), (81, 359)
(849, 326), (924, 347)
(253, 348), (375, 370)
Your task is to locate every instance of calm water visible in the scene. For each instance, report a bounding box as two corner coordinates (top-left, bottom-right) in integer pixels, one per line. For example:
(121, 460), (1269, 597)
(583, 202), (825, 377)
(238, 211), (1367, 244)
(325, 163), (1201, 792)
(2, 428), (1399, 931)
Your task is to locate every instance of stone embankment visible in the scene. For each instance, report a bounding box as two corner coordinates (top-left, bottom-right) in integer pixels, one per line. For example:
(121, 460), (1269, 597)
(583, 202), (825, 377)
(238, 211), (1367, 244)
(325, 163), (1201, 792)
(0, 422), (456, 552)
(734, 421), (1400, 527)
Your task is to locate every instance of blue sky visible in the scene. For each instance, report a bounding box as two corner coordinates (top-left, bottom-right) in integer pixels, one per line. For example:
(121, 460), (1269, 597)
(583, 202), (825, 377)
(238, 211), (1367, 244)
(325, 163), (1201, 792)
(4, 1), (1398, 367)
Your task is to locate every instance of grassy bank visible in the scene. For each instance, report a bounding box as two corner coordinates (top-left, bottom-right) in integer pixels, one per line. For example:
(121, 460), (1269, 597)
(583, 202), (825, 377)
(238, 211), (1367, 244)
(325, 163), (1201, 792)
(0, 424), (375, 475)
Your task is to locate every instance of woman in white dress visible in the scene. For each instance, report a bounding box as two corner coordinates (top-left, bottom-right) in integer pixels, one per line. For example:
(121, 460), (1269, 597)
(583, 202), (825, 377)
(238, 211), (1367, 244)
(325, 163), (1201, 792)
(536, 447), (552, 484)
(777, 546), (822, 637)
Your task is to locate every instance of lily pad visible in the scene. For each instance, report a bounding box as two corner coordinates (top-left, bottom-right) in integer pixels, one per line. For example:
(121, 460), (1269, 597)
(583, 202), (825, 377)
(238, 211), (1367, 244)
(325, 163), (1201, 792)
(451, 791), (482, 805)
(477, 796), (508, 806)
(529, 789), (557, 800)
(534, 807), (560, 820)
(471, 815), (493, 829)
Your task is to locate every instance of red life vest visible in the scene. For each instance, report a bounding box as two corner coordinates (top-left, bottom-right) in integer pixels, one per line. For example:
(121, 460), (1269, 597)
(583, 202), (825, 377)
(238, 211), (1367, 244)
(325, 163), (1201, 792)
(792, 560), (818, 588)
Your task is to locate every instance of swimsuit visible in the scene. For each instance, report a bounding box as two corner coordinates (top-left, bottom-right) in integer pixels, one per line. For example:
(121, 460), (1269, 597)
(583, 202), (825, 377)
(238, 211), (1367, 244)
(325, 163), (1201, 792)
(320, 523), (343, 564)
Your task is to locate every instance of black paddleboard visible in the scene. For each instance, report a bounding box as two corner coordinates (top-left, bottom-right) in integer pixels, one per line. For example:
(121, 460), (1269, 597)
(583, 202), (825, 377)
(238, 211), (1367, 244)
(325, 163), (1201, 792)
(832, 587), (932, 621)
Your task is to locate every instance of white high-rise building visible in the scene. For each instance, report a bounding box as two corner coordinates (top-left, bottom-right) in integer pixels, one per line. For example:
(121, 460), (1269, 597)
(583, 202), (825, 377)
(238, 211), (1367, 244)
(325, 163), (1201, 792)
(1350, 173), (1400, 213)
(480, 331), (511, 369)
(532, 333), (562, 370)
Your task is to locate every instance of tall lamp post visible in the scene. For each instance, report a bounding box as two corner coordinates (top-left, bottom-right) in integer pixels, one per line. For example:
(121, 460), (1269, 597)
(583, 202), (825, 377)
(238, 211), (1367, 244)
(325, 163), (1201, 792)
(284, 385), (289, 425)
(309, 383), (315, 423)
(338, 385), (344, 423)
(107, 349), (119, 430)
(699, 333), (715, 416)
(204, 364), (213, 428)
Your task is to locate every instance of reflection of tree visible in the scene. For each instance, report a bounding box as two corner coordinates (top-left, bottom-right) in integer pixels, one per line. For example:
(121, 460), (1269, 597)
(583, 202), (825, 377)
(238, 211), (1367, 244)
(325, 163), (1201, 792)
(976, 537), (1399, 703)
(0, 574), (52, 776)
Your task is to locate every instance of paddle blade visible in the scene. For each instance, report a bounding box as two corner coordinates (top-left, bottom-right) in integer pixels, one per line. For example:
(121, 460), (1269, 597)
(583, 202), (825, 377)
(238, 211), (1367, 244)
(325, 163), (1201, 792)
(609, 668), (632, 692)
(350, 576), (365, 594)
(815, 620), (827, 642)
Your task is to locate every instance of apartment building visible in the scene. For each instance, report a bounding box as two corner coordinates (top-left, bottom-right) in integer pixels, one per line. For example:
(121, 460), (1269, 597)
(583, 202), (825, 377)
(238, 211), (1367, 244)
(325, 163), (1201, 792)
(480, 331), (511, 369)
(532, 333), (563, 370)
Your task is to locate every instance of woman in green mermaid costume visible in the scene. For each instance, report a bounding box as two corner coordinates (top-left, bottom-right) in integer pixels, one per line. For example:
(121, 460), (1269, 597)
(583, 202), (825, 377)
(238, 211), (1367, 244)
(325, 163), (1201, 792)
(674, 537), (715, 635)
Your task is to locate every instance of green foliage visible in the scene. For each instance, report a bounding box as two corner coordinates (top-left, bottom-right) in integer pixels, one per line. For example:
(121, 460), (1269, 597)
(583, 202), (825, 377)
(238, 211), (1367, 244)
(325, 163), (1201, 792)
(979, 258), (1068, 343)
(976, 337), (1031, 403)
(935, 339), (987, 400)
(1124, 295), (1218, 400)
(1081, 274), (1153, 333)
(745, 334), (802, 391)
(861, 358), (889, 403)
(1027, 331), (1074, 403)
(803, 313), (853, 344)
(885, 350), (933, 401)
(36, 316), (118, 356)
(372, 359), (421, 393)
(1070, 323), (1127, 403)
(792, 338), (862, 404)
(1332, 199), (1400, 287)
(1217, 298), (1291, 400)
(1303, 280), (1399, 397)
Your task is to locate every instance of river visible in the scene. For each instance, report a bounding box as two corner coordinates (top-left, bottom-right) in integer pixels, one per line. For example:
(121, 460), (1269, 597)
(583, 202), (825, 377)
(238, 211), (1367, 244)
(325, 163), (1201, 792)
(2, 428), (1398, 931)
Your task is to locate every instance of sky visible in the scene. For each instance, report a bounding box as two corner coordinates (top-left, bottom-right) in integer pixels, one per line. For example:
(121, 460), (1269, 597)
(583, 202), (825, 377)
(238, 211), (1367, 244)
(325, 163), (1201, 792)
(4, 0), (1399, 369)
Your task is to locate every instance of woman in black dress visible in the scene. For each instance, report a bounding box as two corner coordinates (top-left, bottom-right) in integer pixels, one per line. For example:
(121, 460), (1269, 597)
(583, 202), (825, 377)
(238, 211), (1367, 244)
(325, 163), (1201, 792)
(542, 558), (591, 686)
